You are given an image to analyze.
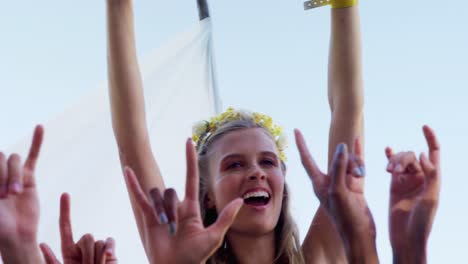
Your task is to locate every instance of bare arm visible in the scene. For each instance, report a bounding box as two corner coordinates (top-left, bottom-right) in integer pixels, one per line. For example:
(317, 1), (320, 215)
(106, 0), (165, 253)
(302, 6), (364, 263)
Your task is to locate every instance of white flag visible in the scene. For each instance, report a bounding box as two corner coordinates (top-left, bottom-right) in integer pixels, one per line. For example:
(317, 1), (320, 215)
(8, 18), (219, 263)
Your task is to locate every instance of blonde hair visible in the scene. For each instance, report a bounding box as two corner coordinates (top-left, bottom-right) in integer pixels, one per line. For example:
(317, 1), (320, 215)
(196, 118), (305, 264)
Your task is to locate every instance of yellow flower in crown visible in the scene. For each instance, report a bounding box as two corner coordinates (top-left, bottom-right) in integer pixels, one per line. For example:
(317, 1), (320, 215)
(192, 107), (288, 162)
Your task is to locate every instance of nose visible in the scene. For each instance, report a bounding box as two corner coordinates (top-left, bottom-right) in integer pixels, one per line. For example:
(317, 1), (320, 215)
(248, 164), (266, 181)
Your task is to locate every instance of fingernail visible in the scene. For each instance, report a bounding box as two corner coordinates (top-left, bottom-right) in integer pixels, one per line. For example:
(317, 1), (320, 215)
(159, 212), (168, 224)
(9, 183), (23, 194)
(334, 143), (346, 159)
(169, 222), (177, 235)
(353, 166), (366, 177)
(104, 239), (114, 255)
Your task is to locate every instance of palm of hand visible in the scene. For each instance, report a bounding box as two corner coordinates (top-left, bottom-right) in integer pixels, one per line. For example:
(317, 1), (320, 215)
(386, 126), (441, 250)
(313, 162), (365, 214)
(294, 131), (373, 237)
(0, 179), (39, 243)
(126, 140), (242, 264)
(148, 200), (220, 263)
(327, 155), (374, 237)
(389, 170), (425, 250)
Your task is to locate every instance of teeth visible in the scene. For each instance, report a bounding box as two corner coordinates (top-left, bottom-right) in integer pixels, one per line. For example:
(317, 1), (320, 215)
(243, 191), (269, 199)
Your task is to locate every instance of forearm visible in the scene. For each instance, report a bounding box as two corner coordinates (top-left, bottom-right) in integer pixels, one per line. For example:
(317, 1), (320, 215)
(107, 0), (147, 146)
(106, 0), (164, 256)
(328, 6), (363, 116)
(106, 0), (164, 188)
(328, 6), (364, 161)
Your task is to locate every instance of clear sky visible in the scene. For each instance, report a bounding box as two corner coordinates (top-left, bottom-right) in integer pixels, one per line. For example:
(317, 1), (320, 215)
(1, 0), (467, 263)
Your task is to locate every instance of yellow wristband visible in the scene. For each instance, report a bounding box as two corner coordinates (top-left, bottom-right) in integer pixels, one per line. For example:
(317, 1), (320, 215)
(304, 0), (357, 10)
(331, 0), (358, 8)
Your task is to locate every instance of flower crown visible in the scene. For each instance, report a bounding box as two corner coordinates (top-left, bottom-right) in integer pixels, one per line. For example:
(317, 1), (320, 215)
(192, 107), (288, 162)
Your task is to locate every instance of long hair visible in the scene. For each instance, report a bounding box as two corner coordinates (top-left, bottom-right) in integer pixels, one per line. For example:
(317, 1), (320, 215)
(196, 118), (305, 264)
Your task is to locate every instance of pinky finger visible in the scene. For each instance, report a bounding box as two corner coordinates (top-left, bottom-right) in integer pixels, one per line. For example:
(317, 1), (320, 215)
(104, 238), (118, 264)
(40, 243), (60, 264)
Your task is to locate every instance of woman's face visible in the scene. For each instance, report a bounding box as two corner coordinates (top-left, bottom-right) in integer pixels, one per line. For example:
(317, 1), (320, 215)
(207, 128), (285, 235)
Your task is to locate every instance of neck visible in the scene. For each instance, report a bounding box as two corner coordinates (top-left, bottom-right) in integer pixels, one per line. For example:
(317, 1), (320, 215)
(226, 230), (276, 264)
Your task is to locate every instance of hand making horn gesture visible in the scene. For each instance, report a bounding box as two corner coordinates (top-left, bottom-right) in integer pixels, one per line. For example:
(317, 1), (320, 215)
(125, 139), (243, 263)
(0, 125), (44, 263)
(295, 129), (378, 263)
(386, 125), (441, 263)
(40, 193), (118, 264)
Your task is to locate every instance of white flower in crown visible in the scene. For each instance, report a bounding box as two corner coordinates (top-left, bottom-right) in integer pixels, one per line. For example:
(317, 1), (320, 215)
(192, 120), (209, 142)
(277, 134), (288, 151)
(237, 108), (254, 119)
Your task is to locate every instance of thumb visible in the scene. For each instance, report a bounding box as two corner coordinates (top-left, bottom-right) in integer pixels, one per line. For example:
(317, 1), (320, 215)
(40, 243), (61, 264)
(206, 198), (243, 247)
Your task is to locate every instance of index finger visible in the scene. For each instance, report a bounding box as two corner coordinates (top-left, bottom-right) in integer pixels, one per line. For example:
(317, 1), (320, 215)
(185, 138), (199, 201)
(24, 125), (44, 171)
(294, 129), (324, 184)
(423, 125), (440, 165)
(59, 193), (77, 255)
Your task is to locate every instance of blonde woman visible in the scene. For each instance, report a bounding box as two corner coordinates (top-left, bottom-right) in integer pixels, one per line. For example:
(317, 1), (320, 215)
(106, 0), (367, 262)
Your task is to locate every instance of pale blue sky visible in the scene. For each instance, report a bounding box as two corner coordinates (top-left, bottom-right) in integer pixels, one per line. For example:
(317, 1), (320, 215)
(1, 0), (467, 263)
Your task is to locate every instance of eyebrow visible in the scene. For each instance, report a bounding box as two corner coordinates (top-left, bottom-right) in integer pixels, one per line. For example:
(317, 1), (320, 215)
(220, 151), (278, 163)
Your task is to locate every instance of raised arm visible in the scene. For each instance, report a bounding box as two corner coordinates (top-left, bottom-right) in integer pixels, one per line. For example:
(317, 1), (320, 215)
(327, 6), (364, 158)
(106, 0), (164, 253)
(302, 2), (364, 263)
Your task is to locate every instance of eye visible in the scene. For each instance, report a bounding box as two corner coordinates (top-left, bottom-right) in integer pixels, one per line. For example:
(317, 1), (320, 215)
(226, 161), (243, 170)
(260, 159), (276, 166)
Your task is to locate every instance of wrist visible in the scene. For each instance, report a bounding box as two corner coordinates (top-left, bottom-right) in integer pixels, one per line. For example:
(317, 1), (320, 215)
(392, 245), (427, 264)
(344, 233), (378, 264)
(0, 242), (43, 264)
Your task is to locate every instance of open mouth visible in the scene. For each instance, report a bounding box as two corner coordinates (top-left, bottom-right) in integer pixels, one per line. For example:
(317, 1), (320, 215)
(242, 190), (271, 206)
